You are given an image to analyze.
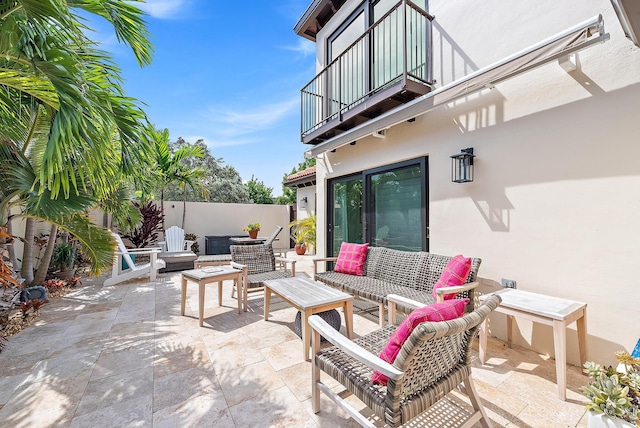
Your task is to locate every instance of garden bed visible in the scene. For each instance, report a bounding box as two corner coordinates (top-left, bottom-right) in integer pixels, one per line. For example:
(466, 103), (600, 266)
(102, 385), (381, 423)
(0, 275), (82, 353)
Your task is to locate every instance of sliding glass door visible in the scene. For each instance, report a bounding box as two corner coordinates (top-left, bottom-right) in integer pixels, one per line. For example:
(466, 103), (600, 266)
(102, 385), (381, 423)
(328, 175), (363, 257)
(327, 157), (428, 257)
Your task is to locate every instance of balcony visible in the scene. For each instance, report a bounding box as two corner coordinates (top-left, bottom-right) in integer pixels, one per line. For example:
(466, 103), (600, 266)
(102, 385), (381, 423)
(301, 0), (434, 145)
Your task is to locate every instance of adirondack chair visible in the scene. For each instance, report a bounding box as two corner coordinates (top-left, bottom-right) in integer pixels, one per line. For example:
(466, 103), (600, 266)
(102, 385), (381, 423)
(104, 232), (166, 286)
(159, 226), (194, 252)
(158, 226), (197, 272)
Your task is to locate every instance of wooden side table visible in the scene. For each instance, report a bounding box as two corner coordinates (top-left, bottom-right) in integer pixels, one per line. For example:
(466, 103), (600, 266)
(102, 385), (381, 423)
(479, 288), (587, 400)
(181, 267), (243, 326)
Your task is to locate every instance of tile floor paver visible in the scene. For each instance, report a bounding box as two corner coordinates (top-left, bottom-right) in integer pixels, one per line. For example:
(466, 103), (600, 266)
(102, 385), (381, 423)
(0, 253), (591, 427)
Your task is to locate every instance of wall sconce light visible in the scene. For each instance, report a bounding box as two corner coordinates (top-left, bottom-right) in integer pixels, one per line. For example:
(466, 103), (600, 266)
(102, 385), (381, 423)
(450, 148), (475, 183)
(300, 196), (308, 209)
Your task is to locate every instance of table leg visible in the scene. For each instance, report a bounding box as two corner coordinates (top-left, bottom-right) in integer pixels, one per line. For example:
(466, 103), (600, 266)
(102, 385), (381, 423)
(264, 288), (271, 321)
(235, 277), (242, 314)
(344, 301), (354, 339)
(507, 314), (514, 348)
(199, 281), (205, 327)
(553, 319), (568, 400)
(243, 272), (249, 312)
(303, 309), (312, 361)
(576, 309), (588, 366)
(181, 276), (187, 316)
(479, 318), (488, 365)
(218, 280), (223, 307)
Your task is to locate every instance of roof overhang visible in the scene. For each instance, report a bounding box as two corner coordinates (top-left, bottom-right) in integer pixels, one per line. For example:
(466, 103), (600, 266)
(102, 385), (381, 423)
(294, 0), (346, 42)
(305, 15), (609, 158)
(284, 176), (317, 188)
(611, 0), (640, 47)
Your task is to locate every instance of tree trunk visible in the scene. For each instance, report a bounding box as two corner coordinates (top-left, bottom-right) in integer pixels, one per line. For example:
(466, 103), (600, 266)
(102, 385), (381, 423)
(6, 214), (18, 270)
(160, 189), (165, 231)
(20, 217), (35, 285)
(33, 223), (58, 285)
(181, 190), (187, 229)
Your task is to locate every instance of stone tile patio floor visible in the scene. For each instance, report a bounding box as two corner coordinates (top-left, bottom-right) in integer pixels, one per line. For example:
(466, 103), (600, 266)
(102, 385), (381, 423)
(0, 254), (591, 427)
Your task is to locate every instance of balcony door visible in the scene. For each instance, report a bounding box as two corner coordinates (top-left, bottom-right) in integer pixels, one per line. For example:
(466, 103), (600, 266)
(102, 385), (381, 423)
(327, 157), (428, 257)
(327, 7), (367, 117)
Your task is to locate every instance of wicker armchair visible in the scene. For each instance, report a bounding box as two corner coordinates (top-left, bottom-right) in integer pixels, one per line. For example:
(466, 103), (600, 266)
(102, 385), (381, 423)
(309, 294), (502, 428)
(230, 243), (296, 311)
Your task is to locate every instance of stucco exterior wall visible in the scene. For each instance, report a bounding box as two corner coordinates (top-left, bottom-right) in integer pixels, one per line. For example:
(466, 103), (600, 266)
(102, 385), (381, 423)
(162, 201), (291, 251)
(311, 0), (640, 365)
(296, 187), (316, 219)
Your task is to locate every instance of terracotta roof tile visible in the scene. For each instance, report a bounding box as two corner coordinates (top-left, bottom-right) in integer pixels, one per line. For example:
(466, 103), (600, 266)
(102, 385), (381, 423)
(286, 165), (316, 181)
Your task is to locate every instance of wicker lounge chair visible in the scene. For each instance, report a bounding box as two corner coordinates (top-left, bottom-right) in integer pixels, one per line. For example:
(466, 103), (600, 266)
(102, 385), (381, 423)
(264, 225), (283, 245)
(308, 294), (502, 428)
(230, 243), (296, 311)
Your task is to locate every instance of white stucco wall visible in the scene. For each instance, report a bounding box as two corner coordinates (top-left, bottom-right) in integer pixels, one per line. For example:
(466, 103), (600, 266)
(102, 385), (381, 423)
(311, 0), (640, 365)
(162, 201), (291, 251)
(296, 186), (316, 219)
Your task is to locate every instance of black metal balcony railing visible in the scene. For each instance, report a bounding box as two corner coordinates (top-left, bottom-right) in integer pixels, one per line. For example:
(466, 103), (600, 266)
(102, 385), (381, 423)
(301, 0), (434, 144)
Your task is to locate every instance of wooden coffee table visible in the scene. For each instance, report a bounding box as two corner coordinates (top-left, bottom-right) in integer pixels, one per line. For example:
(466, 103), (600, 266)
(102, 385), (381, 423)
(181, 266), (243, 326)
(263, 276), (354, 361)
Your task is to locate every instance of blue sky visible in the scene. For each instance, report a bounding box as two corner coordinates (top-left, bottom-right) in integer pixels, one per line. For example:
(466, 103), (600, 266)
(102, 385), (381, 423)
(92, 0), (316, 196)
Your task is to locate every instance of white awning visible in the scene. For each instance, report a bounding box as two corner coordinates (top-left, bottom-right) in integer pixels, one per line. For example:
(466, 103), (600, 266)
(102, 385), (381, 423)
(306, 15), (609, 158)
(611, 0), (640, 47)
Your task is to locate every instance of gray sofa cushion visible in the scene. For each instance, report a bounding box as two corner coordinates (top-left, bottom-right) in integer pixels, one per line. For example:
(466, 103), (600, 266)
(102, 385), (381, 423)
(158, 251), (197, 273)
(159, 251), (197, 263)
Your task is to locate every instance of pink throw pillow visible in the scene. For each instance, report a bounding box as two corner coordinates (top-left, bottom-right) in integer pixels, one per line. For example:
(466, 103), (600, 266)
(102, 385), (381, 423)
(334, 242), (369, 276)
(431, 255), (472, 301)
(371, 298), (469, 385)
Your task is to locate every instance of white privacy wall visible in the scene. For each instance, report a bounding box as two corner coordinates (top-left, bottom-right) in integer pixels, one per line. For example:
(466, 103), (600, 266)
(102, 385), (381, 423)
(162, 202), (291, 250)
(311, 0), (640, 364)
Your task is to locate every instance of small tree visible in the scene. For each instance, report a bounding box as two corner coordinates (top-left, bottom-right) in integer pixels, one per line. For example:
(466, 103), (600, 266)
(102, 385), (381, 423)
(245, 175), (274, 204)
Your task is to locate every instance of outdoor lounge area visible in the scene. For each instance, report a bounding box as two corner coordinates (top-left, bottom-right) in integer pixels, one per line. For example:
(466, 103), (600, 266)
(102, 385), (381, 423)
(0, 254), (592, 428)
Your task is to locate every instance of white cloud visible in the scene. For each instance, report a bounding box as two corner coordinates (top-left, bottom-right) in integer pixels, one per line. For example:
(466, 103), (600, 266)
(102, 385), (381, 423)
(283, 39), (315, 57)
(179, 97), (299, 148)
(136, 0), (191, 19)
(208, 98), (298, 139)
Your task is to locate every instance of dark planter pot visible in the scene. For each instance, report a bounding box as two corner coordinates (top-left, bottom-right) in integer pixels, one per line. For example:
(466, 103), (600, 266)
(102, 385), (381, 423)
(248, 229), (259, 239)
(295, 244), (307, 255)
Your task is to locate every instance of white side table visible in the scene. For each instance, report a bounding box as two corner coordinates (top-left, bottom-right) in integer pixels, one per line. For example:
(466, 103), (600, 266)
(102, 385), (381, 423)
(479, 288), (587, 400)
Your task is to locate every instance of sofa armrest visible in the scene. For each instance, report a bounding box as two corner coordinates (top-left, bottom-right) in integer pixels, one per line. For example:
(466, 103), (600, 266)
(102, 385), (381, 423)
(230, 261), (247, 271)
(435, 281), (480, 302)
(275, 257), (296, 276)
(313, 257), (338, 275)
(308, 315), (403, 381)
(387, 294), (429, 325)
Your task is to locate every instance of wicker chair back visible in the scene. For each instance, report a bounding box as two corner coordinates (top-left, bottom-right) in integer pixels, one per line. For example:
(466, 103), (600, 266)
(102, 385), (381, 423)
(230, 244), (276, 275)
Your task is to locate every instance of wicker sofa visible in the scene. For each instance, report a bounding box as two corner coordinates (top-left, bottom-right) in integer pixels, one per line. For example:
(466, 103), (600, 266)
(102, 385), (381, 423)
(313, 247), (481, 326)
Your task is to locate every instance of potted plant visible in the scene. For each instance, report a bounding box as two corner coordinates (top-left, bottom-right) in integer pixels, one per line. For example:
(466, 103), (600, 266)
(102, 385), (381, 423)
(50, 241), (77, 281)
(243, 222), (261, 239)
(580, 351), (640, 428)
(185, 232), (199, 254)
(289, 214), (316, 255)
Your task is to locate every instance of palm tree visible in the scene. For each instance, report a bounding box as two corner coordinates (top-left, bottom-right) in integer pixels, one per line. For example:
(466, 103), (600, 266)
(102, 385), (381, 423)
(147, 126), (210, 230)
(0, 0), (155, 284)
